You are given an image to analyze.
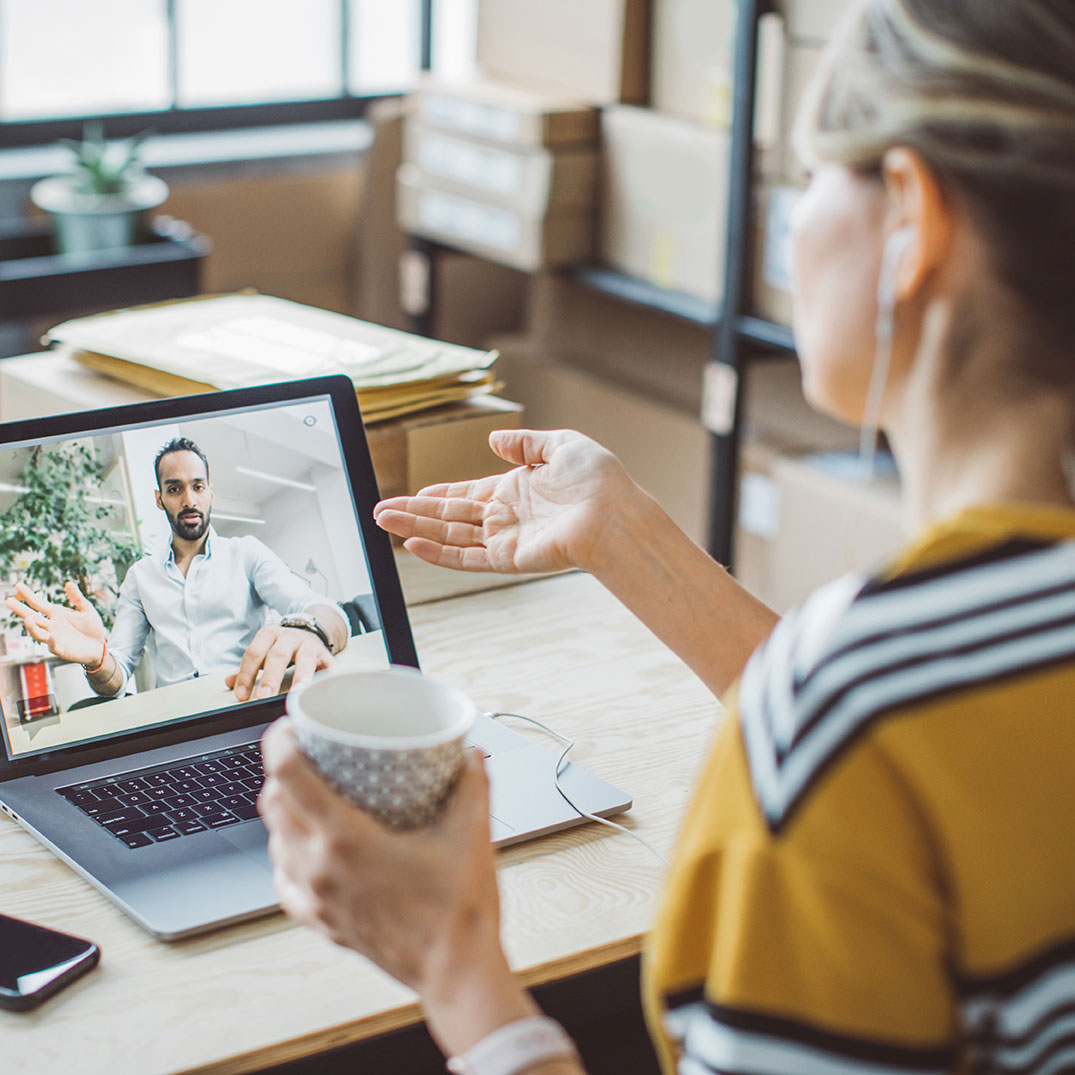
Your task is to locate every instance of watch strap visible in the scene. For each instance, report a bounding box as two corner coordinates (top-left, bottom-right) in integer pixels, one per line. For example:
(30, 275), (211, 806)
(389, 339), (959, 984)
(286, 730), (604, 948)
(279, 615), (333, 653)
(445, 1016), (578, 1075)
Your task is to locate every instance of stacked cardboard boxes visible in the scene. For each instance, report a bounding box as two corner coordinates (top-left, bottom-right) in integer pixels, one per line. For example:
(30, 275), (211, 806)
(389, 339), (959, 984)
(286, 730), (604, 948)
(397, 0), (652, 272)
(598, 0), (738, 303)
(353, 97), (531, 349)
(397, 79), (601, 271)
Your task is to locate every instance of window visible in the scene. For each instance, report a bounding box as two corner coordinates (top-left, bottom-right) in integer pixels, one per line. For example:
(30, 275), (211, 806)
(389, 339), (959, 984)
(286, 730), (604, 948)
(0, 0), (477, 146)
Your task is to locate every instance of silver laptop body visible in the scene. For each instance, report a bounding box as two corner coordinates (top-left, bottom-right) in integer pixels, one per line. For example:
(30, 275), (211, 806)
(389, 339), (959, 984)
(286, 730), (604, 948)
(0, 378), (630, 940)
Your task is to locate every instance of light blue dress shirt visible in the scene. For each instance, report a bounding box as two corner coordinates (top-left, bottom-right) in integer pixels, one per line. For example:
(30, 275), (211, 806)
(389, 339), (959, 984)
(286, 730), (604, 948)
(105, 528), (346, 691)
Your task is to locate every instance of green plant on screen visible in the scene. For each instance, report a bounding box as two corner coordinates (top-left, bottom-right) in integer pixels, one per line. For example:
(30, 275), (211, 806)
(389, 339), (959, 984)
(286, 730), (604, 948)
(0, 444), (142, 630)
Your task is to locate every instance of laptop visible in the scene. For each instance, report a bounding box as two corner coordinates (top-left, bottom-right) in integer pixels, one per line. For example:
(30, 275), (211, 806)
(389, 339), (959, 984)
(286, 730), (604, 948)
(0, 375), (631, 940)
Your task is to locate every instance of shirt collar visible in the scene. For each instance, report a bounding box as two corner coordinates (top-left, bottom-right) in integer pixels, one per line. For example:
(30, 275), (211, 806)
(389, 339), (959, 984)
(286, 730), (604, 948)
(159, 524), (219, 566)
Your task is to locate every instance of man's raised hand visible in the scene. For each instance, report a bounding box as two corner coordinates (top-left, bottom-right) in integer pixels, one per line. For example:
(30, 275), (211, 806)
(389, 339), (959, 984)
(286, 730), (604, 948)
(4, 581), (107, 667)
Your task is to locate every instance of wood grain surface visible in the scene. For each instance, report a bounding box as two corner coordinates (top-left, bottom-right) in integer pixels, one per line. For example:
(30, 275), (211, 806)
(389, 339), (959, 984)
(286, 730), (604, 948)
(0, 569), (723, 1075)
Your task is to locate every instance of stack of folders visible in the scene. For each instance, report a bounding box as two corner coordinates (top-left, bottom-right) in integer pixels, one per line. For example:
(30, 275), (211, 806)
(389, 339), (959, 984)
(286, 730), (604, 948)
(44, 292), (500, 423)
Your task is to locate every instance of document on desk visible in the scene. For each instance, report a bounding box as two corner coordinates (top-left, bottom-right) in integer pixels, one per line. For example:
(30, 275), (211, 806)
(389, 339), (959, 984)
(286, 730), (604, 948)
(44, 292), (499, 423)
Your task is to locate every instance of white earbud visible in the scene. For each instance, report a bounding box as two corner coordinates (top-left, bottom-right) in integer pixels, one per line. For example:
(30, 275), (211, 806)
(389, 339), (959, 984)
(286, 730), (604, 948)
(876, 227), (914, 334)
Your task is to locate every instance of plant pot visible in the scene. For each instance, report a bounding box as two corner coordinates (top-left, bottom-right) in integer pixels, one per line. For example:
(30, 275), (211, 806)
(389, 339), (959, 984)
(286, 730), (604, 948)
(29, 173), (170, 255)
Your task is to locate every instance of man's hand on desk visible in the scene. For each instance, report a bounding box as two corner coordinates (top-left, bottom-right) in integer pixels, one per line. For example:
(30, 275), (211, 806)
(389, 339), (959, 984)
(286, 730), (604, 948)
(373, 429), (639, 578)
(258, 720), (587, 1072)
(226, 625), (333, 701)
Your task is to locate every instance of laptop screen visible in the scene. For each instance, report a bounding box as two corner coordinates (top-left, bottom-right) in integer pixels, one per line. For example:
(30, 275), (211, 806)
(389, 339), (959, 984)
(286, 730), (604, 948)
(0, 378), (410, 765)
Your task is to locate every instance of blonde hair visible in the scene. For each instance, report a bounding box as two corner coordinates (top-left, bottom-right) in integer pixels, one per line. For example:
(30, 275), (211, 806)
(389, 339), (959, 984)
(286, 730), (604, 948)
(796, 0), (1075, 365)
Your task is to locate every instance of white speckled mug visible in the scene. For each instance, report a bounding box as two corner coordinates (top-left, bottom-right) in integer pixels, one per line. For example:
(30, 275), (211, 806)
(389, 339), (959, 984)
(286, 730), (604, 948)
(286, 666), (477, 830)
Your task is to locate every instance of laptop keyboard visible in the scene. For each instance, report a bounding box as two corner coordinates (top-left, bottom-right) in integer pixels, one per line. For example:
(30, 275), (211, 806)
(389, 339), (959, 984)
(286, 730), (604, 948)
(57, 743), (264, 850)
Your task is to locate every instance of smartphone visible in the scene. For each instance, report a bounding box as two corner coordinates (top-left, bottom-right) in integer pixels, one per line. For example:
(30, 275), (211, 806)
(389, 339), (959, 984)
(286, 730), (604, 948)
(0, 913), (100, 1011)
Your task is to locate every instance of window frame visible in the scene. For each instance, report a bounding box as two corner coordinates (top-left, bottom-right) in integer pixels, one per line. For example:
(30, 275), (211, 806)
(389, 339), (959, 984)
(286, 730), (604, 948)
(0, 0), (432, 148)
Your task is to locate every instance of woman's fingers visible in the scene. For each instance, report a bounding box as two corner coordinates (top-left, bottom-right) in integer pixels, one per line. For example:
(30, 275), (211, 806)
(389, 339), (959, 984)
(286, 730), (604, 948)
(384, 511), (485, 548)
(401, 537), (493, 572)
(376, 493), (487, 523)
(488, 429), (569, 467)
(262, 720), (370, 825)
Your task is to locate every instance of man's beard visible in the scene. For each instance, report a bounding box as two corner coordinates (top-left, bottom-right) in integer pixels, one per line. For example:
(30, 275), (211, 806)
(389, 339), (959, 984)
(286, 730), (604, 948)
(169, 507), (210, 542)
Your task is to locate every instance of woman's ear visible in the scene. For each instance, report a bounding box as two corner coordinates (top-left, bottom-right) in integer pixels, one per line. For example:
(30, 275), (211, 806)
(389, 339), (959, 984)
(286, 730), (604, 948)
(880, 147), (952, 300)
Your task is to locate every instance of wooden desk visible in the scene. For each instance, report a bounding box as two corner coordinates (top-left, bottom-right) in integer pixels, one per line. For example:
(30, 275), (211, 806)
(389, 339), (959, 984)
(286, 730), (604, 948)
(0, 565), (722, 1075)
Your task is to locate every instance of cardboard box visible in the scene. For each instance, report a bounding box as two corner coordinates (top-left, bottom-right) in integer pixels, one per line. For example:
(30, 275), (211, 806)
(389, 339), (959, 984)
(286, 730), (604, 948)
(735, 440), (904, 612)
(476, 0), (651, 105)
(396, 165), (595, 272)
(491, 335), (711, 545)
(364, 394), (523, 499)
(775, 42), (823, 182)
(525, 272), (711, 414)
(754, 12), (789, 160)
(734, 436), (791, 603)
(767, 451), (904, 610)
(600, 106), (730, 304)
(353, 99), (530, 347)
(780, 0), (854, 44)
(752, 182), (803, 327)
(650, 0), (737, 126)
(411, 78), (599, 148)
(403, 123), (598, 215)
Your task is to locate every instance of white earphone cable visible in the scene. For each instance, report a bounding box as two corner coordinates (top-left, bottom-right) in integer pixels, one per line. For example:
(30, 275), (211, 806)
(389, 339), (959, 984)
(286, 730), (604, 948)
(858, 230), (910, 482)
(487, 711), (669, 868)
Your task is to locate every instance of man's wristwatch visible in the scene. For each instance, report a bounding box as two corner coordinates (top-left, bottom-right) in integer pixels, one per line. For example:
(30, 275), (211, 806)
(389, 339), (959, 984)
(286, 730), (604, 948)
(279, 614), (334, 654)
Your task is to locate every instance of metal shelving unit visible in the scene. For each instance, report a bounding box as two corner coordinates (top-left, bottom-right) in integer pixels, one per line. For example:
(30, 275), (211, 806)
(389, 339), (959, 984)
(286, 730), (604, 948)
(405, 0), (793, 569)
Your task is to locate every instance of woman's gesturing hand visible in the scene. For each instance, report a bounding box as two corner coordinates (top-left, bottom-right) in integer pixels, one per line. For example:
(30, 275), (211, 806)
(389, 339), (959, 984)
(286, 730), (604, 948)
(373, 429), (637, 576)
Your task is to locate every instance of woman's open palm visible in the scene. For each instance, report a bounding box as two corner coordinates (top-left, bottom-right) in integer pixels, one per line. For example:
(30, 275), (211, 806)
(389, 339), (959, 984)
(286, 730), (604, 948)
(373, 430), (636, 576)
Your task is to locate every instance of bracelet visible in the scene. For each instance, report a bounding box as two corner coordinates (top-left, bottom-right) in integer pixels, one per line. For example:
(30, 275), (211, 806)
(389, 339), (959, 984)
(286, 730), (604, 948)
(83, 640), (108, 676)
(445, 1016), (579, 1075)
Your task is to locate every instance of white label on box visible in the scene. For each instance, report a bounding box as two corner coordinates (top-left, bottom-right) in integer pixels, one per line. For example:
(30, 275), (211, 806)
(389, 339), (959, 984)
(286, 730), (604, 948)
(739, 471), (780, 539)
(762, 187), (802, 293)
(418, 132), (524, 198)
(702, 362), (739, 435)
(416, 188), (522, 252)
(420, 94), (522, 143)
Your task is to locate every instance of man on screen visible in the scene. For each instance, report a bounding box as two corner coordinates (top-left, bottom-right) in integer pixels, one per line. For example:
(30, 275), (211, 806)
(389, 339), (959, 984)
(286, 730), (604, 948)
(6, 437), (349, 703)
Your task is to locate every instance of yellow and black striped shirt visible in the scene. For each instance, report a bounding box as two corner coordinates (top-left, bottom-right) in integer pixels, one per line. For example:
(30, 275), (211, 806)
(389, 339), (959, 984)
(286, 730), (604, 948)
(645, 503), (1075, 1075)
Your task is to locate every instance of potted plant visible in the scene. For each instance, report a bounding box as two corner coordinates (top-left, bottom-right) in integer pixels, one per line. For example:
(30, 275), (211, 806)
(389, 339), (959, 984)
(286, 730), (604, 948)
(0, 441), (142, 631)
(30, 121), (169, 255)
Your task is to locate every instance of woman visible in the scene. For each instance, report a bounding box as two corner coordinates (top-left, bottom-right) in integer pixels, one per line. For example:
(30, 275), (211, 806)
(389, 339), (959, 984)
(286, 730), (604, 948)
(259, 2), (1075, 1072)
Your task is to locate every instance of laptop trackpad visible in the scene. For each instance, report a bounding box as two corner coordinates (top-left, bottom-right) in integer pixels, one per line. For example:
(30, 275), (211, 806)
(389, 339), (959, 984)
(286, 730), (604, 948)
(219, 822), (273, 872)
